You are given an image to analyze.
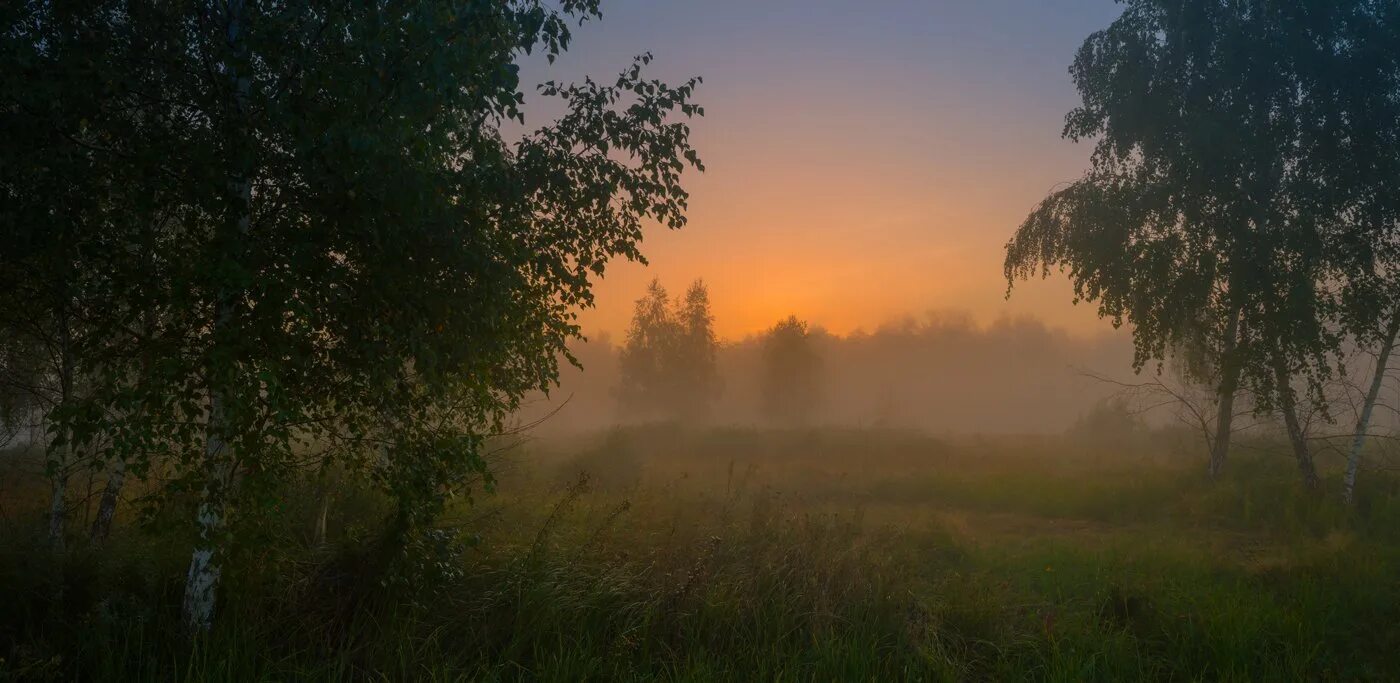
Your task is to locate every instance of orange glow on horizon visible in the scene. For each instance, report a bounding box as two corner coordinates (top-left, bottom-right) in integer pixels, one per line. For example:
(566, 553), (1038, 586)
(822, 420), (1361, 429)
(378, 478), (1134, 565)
(572, 114), (1118, 343)
(553, 2), (1130, 345)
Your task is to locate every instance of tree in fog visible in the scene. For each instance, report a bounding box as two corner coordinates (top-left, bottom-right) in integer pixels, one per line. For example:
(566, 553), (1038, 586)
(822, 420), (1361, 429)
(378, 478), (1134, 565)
(759, 316), (822, 425)
(617, 278), (720, 420)
(1006, 1), (1400, 491)
(1341, 236), (1400, 504)
(1328, 6), (1400, 503)
(1, 1), (703, 630)
(674, 280), (722, 418)
(618, 279), (682, 416)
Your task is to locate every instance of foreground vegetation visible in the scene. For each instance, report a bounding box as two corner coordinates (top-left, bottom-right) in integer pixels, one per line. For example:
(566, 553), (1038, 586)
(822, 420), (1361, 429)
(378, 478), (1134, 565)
(5, 426), (1400, 681)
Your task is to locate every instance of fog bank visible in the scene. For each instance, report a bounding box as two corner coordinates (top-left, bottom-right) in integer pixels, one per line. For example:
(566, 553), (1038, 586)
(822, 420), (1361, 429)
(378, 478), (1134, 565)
(521, 312), (1135, 435)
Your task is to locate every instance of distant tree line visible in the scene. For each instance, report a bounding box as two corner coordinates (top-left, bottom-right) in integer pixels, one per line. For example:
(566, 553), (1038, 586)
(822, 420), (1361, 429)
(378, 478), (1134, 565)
(527, 312), (1136, 436)
(615, 280), (824, 425)
(616, 279), (722, 421)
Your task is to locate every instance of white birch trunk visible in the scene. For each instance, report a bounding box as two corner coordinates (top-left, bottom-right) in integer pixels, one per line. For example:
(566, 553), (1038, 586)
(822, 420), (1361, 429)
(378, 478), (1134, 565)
(1343, 314), (1400, 505)
(183, 391), (232, 632)
(47, 459), (67, 552)
(182, 0), (251, 633)
(47, 311), (74, 552)
(1273, 356), (1320, 492)
(1208, 310), (1242, 479)
(90, 457), (126, 544)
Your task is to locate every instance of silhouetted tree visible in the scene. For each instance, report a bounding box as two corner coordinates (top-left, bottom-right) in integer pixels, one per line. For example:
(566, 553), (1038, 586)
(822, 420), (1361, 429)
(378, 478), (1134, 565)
(1006, 1), (1400, 491)
(618, 279), (682, 417)
(760, 316), (822, 425)
(675, 280), (722, 418)
(2, 1), (703, 630)
(617, 278), (720, 420)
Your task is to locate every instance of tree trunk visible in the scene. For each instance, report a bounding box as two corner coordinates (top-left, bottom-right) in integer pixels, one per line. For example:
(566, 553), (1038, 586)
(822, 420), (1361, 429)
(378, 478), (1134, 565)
(313, 466), (331, 548)
(47, 314), (75, 552)
(81, 468), (96, 531)
(1343, 313), (1400, 505)
(1273, 355), (1320, 492)
(47, 462), (67, 552)
(314, 494), (330, 547)
(1209, 310), (1242, 479)
(90, 457), (126, 544)
(182, 390), (232, 633)
(182, 0), (251, 633)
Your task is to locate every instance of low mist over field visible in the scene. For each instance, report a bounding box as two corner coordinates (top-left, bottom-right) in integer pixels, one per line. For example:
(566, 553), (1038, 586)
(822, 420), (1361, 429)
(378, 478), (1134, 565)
(528, 312), (1134, 435)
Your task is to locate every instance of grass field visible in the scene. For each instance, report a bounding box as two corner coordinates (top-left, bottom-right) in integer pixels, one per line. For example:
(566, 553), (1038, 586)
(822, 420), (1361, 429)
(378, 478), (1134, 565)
(5, 425), (1400, 681)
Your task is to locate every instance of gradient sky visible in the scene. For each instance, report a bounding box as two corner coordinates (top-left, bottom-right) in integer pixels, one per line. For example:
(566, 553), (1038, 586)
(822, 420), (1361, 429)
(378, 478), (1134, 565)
(523, 0), (1128, 341)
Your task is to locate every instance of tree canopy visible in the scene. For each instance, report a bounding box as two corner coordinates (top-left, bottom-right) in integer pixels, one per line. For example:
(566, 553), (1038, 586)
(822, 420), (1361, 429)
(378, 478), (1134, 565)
(1005, 0), (1400, 489)
(1, 0), (703, 628)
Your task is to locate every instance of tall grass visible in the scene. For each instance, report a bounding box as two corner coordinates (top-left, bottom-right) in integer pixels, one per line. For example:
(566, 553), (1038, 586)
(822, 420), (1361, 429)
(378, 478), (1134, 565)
(4, 426), (1400, 680)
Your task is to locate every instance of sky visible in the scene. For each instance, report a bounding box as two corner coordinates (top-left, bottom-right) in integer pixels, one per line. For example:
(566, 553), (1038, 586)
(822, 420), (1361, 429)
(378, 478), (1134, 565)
(522, 0), (1128, 341)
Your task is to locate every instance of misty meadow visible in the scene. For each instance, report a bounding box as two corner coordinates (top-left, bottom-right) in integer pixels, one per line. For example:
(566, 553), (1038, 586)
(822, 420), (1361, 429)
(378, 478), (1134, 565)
(3, 1), (1400, 681)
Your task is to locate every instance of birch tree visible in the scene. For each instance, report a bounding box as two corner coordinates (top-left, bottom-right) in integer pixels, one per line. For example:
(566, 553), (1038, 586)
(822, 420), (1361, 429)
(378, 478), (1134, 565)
(3, 0), (704, 631)
(675, 280), (722, 419)
(0, 4), (139, 549)
(618, 279), (683, 418)
(1321, 3), (1400, 503)
(1006, 0), (1398, 490)
(1342, 314), (1399, 504)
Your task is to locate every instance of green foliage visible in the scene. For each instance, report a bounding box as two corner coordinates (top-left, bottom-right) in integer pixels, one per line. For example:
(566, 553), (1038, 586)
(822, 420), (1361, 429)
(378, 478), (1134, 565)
(1005, 0), (1400, 433)
(1, 0), (704, 624)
